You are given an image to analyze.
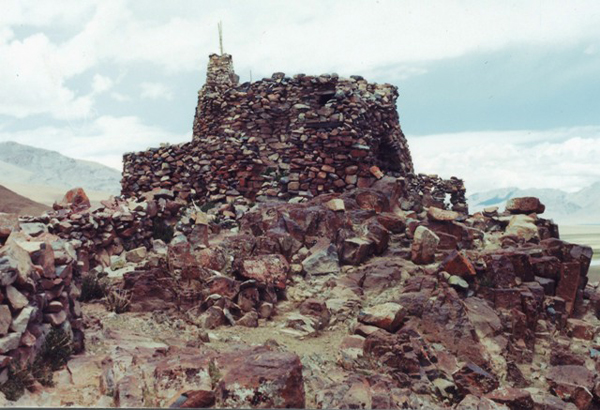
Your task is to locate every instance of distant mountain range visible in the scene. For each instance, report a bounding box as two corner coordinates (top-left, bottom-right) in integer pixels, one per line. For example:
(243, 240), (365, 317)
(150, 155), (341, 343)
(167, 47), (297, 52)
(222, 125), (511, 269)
(0, 184), (50, 216)
(0, 141), (121, 206)
(468, 182), (600, 225)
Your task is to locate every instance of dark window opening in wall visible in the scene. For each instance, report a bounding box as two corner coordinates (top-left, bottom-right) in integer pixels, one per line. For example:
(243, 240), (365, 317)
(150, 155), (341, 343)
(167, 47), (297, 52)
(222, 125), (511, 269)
(377, 137), (402, 172)
(318, 91), (336, 106)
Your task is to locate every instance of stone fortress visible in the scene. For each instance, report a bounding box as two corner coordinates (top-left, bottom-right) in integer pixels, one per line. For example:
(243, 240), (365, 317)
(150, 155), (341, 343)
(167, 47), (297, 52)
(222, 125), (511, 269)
(122, 54), (467, 213)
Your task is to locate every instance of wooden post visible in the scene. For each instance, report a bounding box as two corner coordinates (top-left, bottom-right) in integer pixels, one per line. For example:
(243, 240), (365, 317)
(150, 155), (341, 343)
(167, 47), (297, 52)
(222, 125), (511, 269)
(218, 21), (224, 55)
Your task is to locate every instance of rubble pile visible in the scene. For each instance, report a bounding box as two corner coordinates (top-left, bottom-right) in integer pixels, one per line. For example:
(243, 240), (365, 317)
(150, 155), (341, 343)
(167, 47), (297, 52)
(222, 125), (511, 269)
(20, 188), (184, 271)
(1, 54), (598, 409)
(0, 212), (84, 383)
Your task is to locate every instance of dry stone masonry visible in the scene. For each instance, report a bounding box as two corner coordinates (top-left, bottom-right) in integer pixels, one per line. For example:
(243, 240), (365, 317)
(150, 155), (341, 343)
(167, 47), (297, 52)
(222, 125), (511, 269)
(122, 54), (466, 212)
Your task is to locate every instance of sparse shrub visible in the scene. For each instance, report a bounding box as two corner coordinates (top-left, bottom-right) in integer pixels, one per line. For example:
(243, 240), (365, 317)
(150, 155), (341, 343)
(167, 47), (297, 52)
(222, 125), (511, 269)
(39, 327), (72, 371)
(106, 288), (131, 314)
(152, 218), (174, 243)
(80, 271), (108, 302)
(0, 328), (72, 400)
(208, 360), (222, 388)
(31, 358), (54, 387)
(0, 361), (35, 401)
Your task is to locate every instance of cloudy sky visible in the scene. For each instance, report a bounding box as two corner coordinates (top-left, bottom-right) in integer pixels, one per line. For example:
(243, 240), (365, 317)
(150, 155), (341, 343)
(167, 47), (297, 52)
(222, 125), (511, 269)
(1, 1), (599, 194)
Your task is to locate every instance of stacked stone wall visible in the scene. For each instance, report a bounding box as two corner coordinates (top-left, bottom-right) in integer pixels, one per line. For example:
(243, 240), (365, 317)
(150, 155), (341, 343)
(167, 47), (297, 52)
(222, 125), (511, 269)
(122, 54), (416, 203)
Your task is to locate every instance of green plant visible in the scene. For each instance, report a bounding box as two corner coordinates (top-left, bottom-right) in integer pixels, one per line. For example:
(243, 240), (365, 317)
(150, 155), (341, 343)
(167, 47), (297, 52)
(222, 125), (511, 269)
(0, 361), (34, 401)
(40, 327), (73, 371)
(152, 218), (174, 243)
(80, 272), (108, 302)
(106, 288), (131, 314)
(31, 358), (54, 387)
(208, 360), (222, 388)
(0, 328), (71, 400)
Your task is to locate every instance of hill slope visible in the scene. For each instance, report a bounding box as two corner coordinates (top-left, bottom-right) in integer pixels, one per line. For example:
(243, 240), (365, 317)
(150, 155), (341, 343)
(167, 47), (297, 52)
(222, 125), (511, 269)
(0, 141), (121, 193)
(0, 141), (121, 206)
(0, 184), (51, 216)
(468, 182), (600, 224)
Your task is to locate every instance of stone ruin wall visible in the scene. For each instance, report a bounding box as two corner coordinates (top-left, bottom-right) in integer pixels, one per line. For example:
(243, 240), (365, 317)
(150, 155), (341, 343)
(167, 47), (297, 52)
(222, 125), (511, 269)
(121, 54), (467, 212)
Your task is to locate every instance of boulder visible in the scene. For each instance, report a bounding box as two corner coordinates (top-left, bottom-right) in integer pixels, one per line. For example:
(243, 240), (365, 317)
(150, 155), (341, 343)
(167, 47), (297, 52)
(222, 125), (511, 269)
(299, 298), (330, 330)
(411, 226), (439, 265)
(358, 303), (405, 332)
(302, 239), (340, 275)
(340, 237), (375, 265)
(441, 250), (476, 278)
(6, 285), (28, 310)
(546, 365), (595, 398)
(19, 222), (47, 237)
(207, 276), (240, 300)
(325, 198), (345, 212)
(427, 206), (460, 222)
(0, 237), (34, 285)
(0, 213), (19, 240)
(123, 269), (178, 312)
(556, 262), (581, 315)
(125, 246), (147, 263)
(485, 387), (534, 410)
(54, 187), (91, 212)
(453, 363), (500, 397)
(506, 215), (539, 241)
(236, 311), (259, 328)
(240, 254), (289, 289)
(216, 345), (305, 408)
(0, 332), (21, 354)
(0, 306), (11, 336)
(506, 197), (545, 215)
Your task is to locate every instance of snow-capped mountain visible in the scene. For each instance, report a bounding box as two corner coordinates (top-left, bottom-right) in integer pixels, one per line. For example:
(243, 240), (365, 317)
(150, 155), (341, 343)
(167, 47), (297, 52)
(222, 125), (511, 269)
(468, 183), (600, 224)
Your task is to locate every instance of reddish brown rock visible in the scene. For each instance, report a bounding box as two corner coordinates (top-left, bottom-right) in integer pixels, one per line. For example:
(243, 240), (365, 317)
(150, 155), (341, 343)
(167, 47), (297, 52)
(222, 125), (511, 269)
(506, 197), (545, 215)
(358, 303), (406, 332)
(428, 206), (460, 222)
(340, 237), (375, 266)
(236, 311), (259, 328)
(123, 269), (178, 312)
(485, 387), (534, 410)
(556, 262), (581, 315)
(240, 254), (289, 289)
(411, 226), (439, 265)
(6, 285), (28, 310)
(299, 298), (330, 330)
(207, 276), (239, 300)
(0, 305), (11, 336)
(453, 363), (500, 397)
(198, 306), (227, 329)
(457, 395), (511, 409)
(546, 365), (595, 399)
(180, 390), (216, 408)
(55, 187), (91, 212)
(216, 345), (305, 408)
(441, 250), (476, 278)
(301, 239), (340, 276)
(566, 318), (596, 340)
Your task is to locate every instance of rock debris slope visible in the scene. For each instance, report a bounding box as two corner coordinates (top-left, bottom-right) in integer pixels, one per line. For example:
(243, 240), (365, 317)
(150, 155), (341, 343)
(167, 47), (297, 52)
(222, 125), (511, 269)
(0, 54), (598, 409)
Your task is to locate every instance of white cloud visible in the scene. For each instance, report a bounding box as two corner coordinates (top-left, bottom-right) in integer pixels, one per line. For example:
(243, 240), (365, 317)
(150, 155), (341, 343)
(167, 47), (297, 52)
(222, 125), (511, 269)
(140, 82), (174, 101)
(2, 1), (600, 120)
(0, 33), (94, 119)
(0, 115), (190, 170)
(110, 92), (133, 102)
(410, 126), (600, 195)
(92, 74), (113, 94)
